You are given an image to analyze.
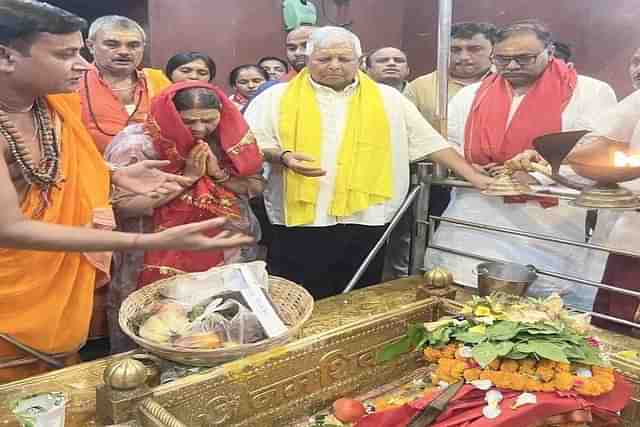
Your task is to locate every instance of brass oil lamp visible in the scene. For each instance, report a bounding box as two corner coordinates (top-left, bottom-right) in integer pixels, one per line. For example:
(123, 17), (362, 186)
(530, 130), (640, 209)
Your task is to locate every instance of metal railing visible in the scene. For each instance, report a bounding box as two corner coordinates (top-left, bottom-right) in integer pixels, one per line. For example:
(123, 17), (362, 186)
(417, 167), (640, 330)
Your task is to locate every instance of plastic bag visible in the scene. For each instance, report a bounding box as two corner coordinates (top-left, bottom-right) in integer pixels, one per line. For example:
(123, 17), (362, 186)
(159, 261), (269, 306)
(190, 296), (266, 344)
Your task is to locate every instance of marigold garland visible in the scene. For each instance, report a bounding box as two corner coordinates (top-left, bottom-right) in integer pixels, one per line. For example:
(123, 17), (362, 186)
(425, 343), (615, 397)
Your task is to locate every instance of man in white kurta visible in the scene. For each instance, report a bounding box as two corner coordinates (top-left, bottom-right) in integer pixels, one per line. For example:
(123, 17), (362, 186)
(424, 22), (617, 311)
(246, 26), (492, 299)
(583, 90), (640, 333)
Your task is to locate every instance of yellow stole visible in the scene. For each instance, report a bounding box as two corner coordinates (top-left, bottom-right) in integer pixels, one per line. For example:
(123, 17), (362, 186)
(143, 68), (172, 98)
(278, 69), (393, 226)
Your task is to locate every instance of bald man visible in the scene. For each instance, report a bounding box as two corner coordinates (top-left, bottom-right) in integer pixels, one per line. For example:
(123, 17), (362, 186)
(365, 46), (415, 279)
(283, 25), (317, 80)
(365, 47), (412, 95)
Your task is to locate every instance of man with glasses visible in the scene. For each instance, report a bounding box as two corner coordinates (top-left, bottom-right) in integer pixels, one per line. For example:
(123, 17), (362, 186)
(425, 21), (617, 312)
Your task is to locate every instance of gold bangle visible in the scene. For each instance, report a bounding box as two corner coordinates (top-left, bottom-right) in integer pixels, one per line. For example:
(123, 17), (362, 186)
(212, 169), (231, 183)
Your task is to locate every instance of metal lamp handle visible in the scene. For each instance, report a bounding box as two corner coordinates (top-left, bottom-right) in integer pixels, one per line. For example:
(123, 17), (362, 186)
(472, 266), (488, 276)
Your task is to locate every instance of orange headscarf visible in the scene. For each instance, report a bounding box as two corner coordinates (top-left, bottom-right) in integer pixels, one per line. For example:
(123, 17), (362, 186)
(139, 81), (262, 286)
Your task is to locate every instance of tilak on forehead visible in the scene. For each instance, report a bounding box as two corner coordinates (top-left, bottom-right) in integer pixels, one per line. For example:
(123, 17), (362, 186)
(98, 29), (144, 40)
(313, 42), (356, 57)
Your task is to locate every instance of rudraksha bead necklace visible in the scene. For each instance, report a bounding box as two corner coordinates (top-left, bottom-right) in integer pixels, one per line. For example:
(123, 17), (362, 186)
(0, 98), (62, 216)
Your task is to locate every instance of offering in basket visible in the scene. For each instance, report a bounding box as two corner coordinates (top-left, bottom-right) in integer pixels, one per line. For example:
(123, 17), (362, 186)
(119, 261), (314, 366)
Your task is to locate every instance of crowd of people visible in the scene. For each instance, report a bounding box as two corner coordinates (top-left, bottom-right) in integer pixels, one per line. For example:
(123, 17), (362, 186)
(0, 0), (639, 384)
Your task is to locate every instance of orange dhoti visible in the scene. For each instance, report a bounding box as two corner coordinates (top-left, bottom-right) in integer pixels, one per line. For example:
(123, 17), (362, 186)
(0, 94), (112, 383)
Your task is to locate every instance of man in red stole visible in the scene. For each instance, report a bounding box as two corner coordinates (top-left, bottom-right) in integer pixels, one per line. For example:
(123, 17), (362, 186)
(424, 21), (617, 311)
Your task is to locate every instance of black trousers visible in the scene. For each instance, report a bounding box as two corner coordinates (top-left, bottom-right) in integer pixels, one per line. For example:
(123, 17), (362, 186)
(267, 224), (387, 300)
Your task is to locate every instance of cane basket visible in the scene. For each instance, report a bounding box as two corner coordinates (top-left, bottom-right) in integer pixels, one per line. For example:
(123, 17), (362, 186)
(119, 275), (314, 366)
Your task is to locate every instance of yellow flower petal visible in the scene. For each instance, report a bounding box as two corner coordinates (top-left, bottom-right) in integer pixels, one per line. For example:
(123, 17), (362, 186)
(474, 306), (492, 316)
(469, 325), (487, 335)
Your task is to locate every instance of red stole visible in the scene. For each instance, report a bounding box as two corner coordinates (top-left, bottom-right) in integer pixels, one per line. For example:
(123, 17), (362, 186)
(464, 59), (577, 166)
(139, 81), (262, 286)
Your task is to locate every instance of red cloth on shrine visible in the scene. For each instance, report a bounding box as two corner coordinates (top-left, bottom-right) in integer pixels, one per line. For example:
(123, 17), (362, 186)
(355, 373), (632, 427)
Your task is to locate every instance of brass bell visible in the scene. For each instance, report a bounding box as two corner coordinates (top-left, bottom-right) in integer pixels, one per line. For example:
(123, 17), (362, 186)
(103, 358), (148, 391)
(423, 267), (453, 289)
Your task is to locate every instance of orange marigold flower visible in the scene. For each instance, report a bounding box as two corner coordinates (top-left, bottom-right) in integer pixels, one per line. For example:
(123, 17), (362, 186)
(463, 368), (482, 382)
(591, 366), (614, 377)
(519, 359), (537, 376)
(424, 347), (442, 363)
(540, 381), (556, 393)
(500, 360), (520, 373)
(538, 359), (556, 370)
(451, 361), (467, 379)
(536, 366), (555, 382)
(441, 344), (457, 359)
(493, 371), (511, 389)
(576, 379), (604, 396)
(524, 378), (543, 392)
(553, 372), (575, 391)
(510, 373), (528, 391)
(592, 375), (615, 393)
(554, 362), (571, 373)
(480, 370), (503, 385)
(488, 359), (502, 370)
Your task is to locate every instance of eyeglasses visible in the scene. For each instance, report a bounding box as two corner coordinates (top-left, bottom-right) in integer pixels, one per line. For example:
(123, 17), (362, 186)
(492, 50), (546, 67)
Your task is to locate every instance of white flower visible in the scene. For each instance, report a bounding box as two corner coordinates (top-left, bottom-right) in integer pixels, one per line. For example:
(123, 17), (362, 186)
(512, 392), (537, 409)
(485, 389), (503, 406)
(458, 345), (474, 359)
(482, 404), (501, 419)
(412, 378), (427, 387)
(575, 367), (593, 378)
(476, 316), (495, 325)
(438, 381), (450, 389)
(470, 380), (493, 390)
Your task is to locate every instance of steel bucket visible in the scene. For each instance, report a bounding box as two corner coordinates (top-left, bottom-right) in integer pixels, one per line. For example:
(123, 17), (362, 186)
(474, 261), (537, 297)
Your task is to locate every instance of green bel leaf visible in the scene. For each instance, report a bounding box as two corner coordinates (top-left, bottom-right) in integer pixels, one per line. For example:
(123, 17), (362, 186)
(494, 341), (515, 356)
(487, 321), (521, 341)
(377, 335), (412, 363)
(527, 341), (570, 364)
(453, 331), (486, 344)
(473, 341), (500, 368)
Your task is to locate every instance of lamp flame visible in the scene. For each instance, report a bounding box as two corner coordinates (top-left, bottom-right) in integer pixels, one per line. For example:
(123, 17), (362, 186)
(613, 151), (640, 167)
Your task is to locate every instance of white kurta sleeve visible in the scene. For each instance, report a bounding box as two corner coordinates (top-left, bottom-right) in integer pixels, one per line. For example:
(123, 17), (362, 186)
(592, 90), (640, 143)
(401, 94), (451, 162)
(243, 88), (282, 150)
(573, 79), (618, 132)
(446, 84), (478, 155)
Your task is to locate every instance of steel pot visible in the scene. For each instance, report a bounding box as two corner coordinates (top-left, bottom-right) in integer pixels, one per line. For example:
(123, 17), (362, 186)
(474, 261), (537, 297)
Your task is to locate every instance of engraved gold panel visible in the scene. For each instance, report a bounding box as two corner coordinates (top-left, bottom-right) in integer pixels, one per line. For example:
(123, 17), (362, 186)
(2, 279), (640, 427)
(144, 298), (438, 426)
